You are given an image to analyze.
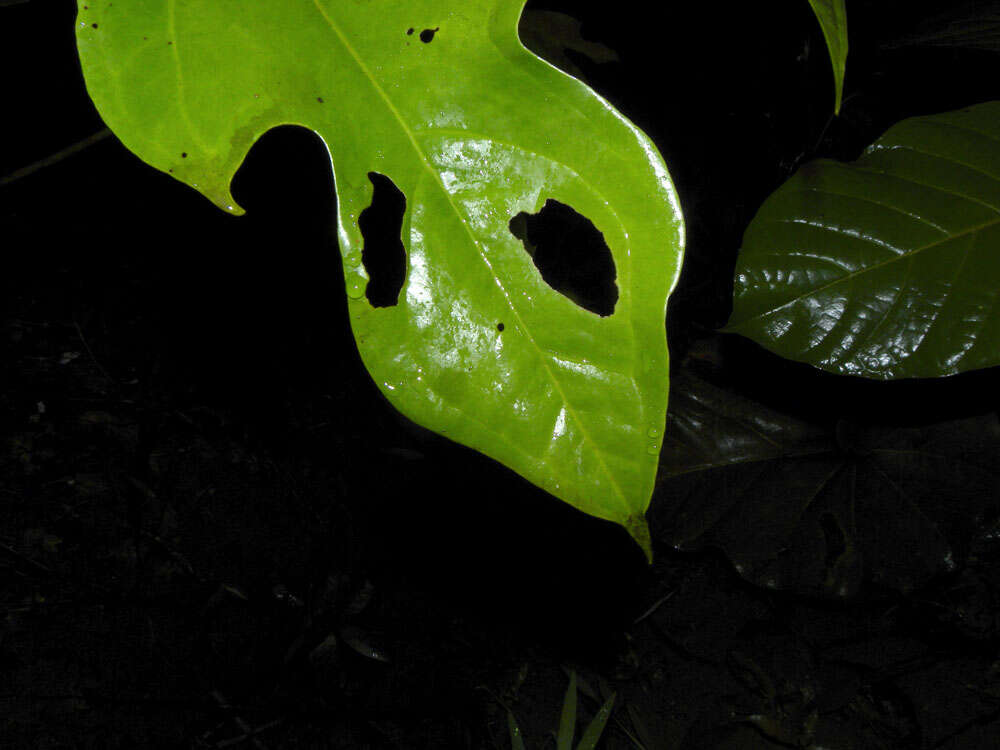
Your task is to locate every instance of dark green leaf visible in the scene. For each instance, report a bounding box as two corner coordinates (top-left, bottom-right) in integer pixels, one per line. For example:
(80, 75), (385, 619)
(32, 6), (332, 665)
(727, 102), (1000, 379)
(576, 691), (616, 750)
(653, 369), (1000, 596)
(508, 710), (527, 750)
(558, 669), (578, 750)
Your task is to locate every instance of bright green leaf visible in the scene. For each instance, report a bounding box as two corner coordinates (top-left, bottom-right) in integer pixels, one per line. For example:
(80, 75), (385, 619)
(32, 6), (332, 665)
(806, 0), (848, 114)
(74, 1), (684, 557)
(726, 101), (1000, 379)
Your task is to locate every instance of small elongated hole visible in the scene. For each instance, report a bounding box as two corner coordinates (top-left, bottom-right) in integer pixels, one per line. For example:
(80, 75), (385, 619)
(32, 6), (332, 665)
(509, 199), (617, 316)
(358, 172), (406, 307)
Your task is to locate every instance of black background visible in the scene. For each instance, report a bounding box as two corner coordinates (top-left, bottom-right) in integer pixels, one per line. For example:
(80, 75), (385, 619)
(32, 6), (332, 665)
(3, 1), (1000, 747)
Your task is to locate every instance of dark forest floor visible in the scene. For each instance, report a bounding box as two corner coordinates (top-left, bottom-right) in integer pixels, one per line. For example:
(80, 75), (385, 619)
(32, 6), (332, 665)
(3, 1), (1000, 748)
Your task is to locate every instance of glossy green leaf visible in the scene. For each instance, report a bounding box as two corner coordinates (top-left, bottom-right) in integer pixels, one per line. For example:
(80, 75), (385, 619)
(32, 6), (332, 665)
(727, 102), (1000, 379)
(806, 0), (848, 114)
(74, 1), (684, 557)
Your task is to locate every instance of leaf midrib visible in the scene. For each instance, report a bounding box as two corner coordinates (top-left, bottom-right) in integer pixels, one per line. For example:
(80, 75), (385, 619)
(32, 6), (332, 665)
(166, 0), (211, 152)
(730, 195), (1000, 330)
(308, 1), (630, 511)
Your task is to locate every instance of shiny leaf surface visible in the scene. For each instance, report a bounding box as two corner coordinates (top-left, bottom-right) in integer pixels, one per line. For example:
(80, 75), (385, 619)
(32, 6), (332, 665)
(727, 102), (1000, 379)
(75, 1), (684, 557)
(652, 368), (1000, 596)
(806, 0), (848, 114)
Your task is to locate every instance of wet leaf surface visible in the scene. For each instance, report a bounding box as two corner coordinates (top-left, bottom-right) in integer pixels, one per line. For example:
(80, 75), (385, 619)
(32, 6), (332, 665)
(727, 102), (1000, 380)
(75, 0), (685, 552)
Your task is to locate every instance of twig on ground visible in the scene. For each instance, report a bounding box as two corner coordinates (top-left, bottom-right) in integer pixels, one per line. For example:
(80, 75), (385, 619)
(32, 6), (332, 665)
(1, 129), (112, 188)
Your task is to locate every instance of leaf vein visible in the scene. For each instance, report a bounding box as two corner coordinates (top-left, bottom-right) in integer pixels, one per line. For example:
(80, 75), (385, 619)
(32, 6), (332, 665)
(794, 184), (951, 234)
(165, 0), (210, 152)
(870, 143), (1000, 185)
(309, 0), (629, 509)
(849, 162), (1000, 216)
(733, 216), (999, 331)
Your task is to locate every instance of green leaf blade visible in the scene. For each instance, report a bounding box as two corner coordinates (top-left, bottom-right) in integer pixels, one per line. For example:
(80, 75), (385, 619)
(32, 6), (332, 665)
(507, 710), (527, 750)
(75, 1), (683, 555)
(727, 102), (1000, 379)
(576, 691), (615, 750)
(557, 670), (578, 750)
(806, 0), (848, 114)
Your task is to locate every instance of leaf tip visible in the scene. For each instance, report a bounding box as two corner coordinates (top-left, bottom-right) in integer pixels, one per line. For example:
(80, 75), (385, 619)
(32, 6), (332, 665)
(625, 514), (653, 564)
(203, 182), (245, 217)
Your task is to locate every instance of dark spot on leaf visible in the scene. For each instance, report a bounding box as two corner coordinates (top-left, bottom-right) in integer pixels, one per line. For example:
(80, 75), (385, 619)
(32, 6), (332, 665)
(359, 172), (407, 307)
(167, 41), (173, 45)
(420, 27), (439, 43)
(497, 322), (505, 332)
(92, 23), (98, 28)
(316, 96), (324, 103)
(509, 199), (617, 316)
(181, 152), (187, 158)
(406, 27), (414, 35)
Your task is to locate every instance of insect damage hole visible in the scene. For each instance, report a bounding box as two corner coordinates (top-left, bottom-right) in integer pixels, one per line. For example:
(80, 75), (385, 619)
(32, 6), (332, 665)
(358, 172), (407, 307)
(508, 199), (617, 316)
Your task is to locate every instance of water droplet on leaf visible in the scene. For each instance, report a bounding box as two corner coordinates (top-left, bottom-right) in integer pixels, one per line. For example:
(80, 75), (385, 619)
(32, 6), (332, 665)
(347, 279), (366, 299)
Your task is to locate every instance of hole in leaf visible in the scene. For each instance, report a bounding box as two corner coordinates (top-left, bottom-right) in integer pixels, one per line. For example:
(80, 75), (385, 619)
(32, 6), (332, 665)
(508, 199), (617, 316)
(358, 172), (407, 307)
